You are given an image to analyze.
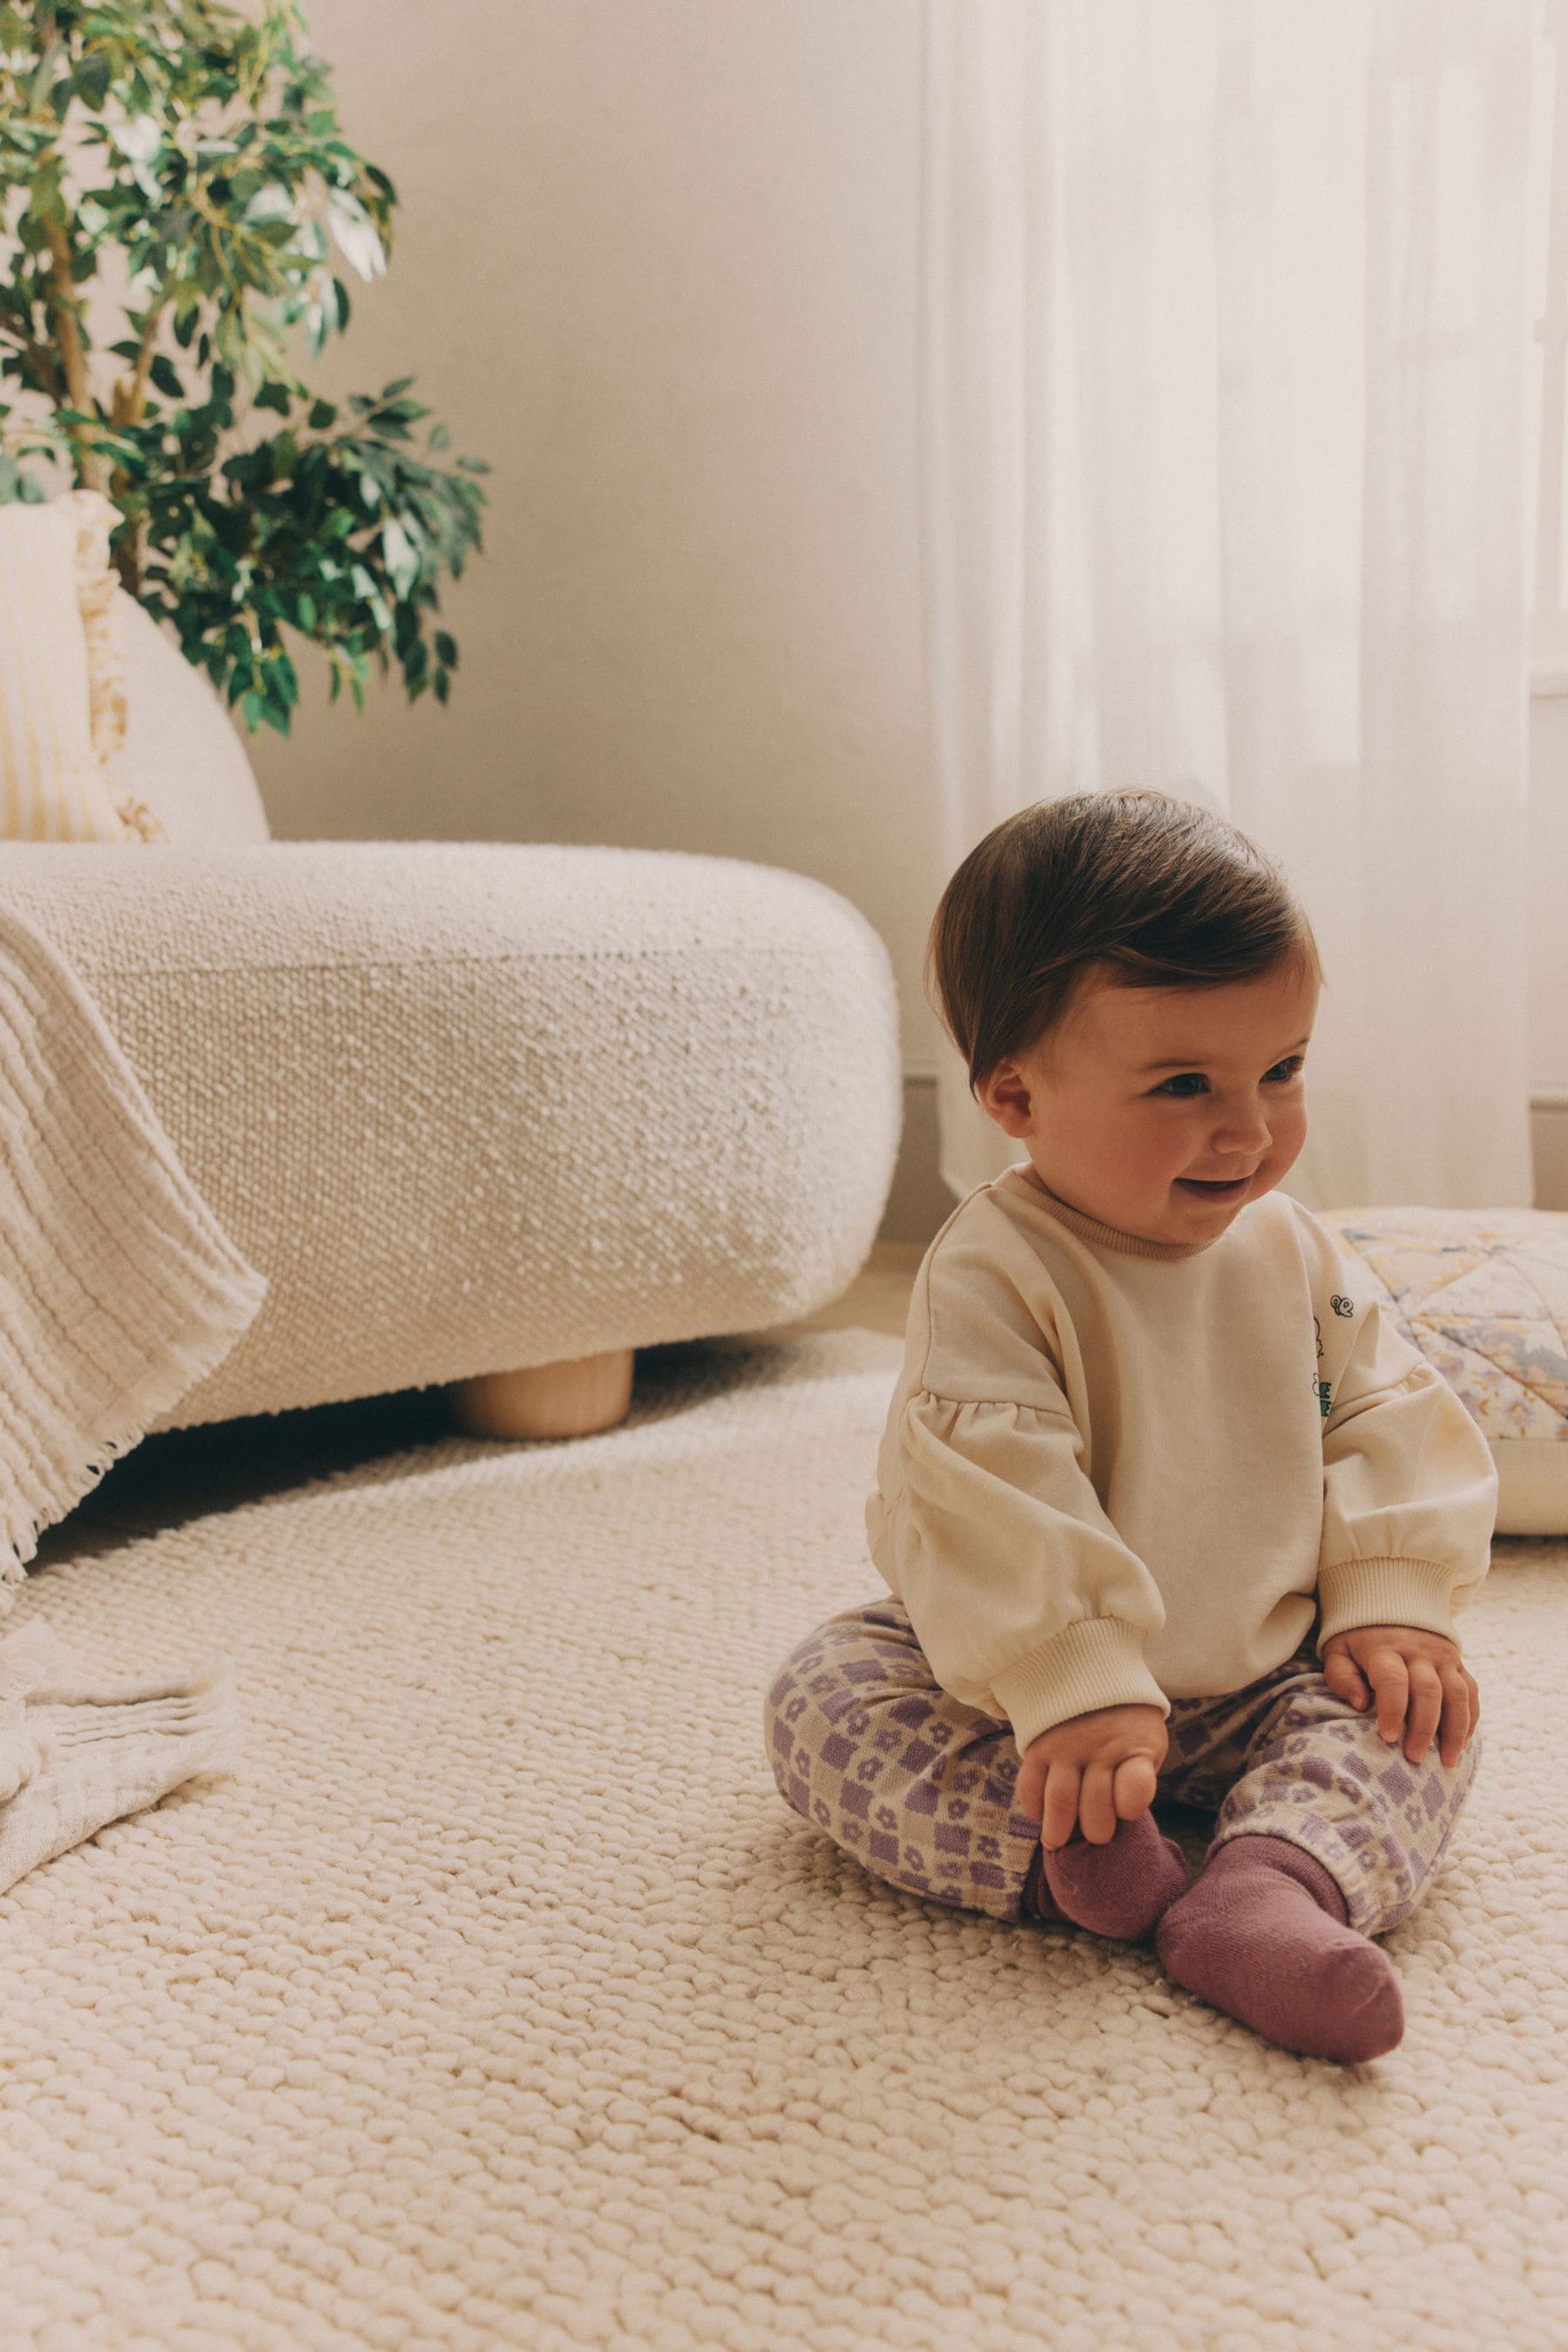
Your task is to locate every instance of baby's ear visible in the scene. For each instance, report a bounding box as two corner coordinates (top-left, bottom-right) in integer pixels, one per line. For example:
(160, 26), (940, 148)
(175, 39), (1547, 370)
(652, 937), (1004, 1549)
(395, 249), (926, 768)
(976, 1060), (1036, 1138)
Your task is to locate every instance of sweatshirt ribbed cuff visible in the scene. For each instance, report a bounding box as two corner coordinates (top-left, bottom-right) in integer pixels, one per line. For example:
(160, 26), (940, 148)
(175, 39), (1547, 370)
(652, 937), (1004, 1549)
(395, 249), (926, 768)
(991, 1617), (1170, 1756)
(1315, 1557), (1462, 1652)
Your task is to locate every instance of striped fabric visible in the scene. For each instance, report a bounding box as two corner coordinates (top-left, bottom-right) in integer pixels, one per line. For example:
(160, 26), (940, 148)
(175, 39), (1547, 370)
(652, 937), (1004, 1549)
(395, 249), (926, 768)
(0, 491), (161, 842)
(0, 894), (266, 1591)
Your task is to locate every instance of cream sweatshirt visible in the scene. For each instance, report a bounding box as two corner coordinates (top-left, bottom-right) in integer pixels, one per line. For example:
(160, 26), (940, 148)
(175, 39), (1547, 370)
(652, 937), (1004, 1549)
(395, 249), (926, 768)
(865, 1164), (1498, 1756)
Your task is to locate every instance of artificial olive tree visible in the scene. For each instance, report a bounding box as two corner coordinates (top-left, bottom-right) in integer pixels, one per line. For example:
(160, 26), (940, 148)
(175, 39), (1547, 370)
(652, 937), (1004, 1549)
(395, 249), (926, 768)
(0, 0), (486, 731)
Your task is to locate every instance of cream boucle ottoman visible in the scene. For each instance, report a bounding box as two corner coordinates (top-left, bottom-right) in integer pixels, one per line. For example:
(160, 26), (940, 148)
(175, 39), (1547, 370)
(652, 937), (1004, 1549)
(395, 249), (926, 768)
(0, 841), (901, 1432)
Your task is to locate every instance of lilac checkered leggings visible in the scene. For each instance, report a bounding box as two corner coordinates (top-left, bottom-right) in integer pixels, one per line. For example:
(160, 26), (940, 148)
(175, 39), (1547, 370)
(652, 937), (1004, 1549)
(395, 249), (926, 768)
(763, 1596), (1480, 1937)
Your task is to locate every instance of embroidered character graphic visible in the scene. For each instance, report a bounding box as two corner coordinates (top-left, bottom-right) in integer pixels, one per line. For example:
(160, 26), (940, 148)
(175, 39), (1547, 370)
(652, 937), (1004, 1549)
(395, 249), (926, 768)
(1314, 1295), (1356, 1418)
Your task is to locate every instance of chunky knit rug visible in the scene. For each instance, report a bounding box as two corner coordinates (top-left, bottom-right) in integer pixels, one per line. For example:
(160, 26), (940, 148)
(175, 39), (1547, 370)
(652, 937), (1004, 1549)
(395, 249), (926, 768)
(5, 1329), (1566, 2352)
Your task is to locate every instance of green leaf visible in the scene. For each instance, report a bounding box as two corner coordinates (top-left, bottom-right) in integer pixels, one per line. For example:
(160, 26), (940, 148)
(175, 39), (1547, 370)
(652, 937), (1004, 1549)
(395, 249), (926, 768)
(0, 12), (485, 737)
(381, 517), (418, 598)
(73, 55), (112, 112)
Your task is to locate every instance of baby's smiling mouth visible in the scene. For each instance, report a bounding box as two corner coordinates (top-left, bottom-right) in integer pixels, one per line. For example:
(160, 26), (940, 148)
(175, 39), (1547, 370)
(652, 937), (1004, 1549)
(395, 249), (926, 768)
(1176, 1173), (1254, 1193)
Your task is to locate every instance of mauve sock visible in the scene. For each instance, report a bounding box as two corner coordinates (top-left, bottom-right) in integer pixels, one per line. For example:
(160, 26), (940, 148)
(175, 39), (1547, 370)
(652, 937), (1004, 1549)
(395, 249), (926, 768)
(1021, 1844), (1059, 1923)
(1154, 1832), (1404, 2062)
(1037, 1808), (1192, 1943)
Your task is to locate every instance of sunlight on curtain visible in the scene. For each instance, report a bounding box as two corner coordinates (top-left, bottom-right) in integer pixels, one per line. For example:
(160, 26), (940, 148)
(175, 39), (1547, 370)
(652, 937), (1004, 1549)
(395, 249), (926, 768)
(921, 0), (1546, 1212)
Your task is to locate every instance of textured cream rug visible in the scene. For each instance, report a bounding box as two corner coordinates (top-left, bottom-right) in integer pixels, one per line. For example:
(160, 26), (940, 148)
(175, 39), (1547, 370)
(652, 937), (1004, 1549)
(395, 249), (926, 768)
(4, 1328), (1566, 2352)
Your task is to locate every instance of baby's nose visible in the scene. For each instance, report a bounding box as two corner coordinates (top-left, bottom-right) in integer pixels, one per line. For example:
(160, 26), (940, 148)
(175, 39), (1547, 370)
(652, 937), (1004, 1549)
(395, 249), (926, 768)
(1215, 1104), (1273, 1151)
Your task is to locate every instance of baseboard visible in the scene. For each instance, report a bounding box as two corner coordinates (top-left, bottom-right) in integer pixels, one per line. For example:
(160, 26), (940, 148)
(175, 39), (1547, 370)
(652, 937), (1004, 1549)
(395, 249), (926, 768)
(878, 1075), (1568, 1243)
(877, 1073), (953, 1245)
(1531, 1095), (1568, 1209)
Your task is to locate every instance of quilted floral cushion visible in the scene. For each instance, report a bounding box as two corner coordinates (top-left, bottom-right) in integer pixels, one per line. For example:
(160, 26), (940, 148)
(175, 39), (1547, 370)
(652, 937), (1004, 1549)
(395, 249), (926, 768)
(1318, 1206), (1568, 1537)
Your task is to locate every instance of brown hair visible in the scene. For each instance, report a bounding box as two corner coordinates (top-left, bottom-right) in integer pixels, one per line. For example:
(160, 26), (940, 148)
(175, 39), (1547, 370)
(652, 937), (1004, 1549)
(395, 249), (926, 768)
(925, 789), (1324, 1093)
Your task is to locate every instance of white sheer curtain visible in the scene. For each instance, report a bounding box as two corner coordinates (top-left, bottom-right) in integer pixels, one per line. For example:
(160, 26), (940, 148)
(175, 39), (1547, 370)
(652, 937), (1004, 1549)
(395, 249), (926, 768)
(921, 0), (1548, 1212)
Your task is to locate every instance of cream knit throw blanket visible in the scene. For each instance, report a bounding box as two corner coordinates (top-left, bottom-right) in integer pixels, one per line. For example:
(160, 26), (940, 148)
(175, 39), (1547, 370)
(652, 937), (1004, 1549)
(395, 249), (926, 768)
(0, 897), (265, 1891)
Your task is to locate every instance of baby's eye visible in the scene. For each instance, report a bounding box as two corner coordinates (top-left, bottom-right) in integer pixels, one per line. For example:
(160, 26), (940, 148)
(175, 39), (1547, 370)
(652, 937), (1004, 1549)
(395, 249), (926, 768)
(1152, 1056), (1305, 1098)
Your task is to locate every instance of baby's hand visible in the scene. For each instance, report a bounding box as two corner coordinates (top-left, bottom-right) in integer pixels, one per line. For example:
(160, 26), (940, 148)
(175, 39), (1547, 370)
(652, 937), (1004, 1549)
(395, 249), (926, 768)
(1320, 1624), (1479, 1768)
(1014, 1703), (1168, 1851)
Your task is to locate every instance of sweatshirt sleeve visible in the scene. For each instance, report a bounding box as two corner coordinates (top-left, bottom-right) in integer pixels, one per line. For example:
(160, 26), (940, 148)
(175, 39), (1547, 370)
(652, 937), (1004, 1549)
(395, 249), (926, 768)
(869, 1226), (1169, 1754)
(1315, 1289), (1498, 1654)
(886, 1394), (1170, 1752)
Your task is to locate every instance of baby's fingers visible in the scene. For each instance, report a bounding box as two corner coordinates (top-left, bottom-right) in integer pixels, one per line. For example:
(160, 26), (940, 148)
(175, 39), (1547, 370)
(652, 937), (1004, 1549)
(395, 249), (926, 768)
(1401, 1661), (1443, 1764)
(1014, 1747), (1045, 1826)
(1365, 1646), (1409, 1746)
(1437, 1665), (1477, 1768)
(1076, 1762), (1119, 1846)
(1039, 1763), (1081, 1852)
(1321, 1646), (1370, 1713)
(1112, 1754), (1157, 1821)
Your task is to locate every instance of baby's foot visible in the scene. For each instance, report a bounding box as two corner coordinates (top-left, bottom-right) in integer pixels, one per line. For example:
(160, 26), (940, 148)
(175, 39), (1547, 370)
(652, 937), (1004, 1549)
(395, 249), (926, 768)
(1155, 1832), (1403, 2062)
(1038, 1809), (1192, 1943)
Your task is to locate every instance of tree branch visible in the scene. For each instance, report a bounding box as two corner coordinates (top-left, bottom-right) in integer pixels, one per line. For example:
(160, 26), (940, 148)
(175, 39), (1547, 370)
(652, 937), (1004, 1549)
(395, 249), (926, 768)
(0, 317), (64, 397)
(112, 293), (171, 430)
(43, 216), (106, 492)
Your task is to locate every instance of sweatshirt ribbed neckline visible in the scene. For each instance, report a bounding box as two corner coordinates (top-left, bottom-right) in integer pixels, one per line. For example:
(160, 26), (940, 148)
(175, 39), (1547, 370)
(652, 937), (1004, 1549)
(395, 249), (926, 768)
(1005, 1164), (1220, 1261)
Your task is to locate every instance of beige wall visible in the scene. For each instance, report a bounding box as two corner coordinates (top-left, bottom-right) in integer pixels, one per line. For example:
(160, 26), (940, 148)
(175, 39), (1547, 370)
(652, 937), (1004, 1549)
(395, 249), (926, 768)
(247, 1), (1568, 1233)
(249, 0), (944, 1097)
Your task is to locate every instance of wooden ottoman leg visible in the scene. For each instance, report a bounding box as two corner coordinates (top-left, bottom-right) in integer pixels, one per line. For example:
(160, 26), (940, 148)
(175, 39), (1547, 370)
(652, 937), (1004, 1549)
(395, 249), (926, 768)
(445, 1347), (635, 1441)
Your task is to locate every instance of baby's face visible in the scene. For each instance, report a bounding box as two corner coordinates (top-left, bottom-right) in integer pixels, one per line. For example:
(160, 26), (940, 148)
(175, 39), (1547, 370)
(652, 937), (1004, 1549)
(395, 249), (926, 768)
(977, 961), (1318, 1247)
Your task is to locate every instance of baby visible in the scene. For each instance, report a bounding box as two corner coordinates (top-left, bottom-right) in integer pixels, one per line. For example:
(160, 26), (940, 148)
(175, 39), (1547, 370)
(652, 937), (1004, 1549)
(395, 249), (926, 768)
(763, 788), (1494, 2064)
